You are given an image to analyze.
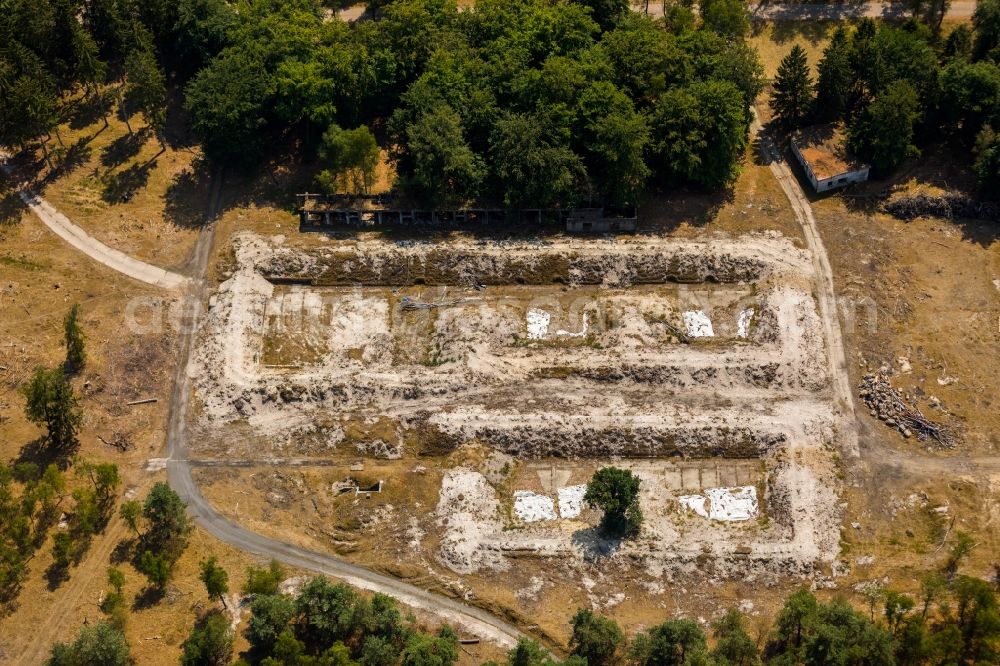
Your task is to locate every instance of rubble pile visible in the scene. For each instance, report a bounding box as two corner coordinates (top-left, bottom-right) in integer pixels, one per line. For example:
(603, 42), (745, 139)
(859, 371), (954, 448)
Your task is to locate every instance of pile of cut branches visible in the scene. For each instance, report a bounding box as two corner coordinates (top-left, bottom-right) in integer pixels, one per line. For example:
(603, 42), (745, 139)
(859, 371), (954, 448)
(883, 194), (1000, 222)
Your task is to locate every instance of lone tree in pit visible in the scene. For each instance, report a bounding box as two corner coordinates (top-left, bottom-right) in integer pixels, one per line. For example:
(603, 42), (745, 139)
(584, 466), (643, 538)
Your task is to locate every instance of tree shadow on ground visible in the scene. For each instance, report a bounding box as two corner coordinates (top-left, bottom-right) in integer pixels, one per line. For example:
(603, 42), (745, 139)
(67, 91), (113, 131)
(101, 127), (150, 169)
(111, 538), (135, 565)
(163, 159), (216, 229)
(42, 139), (94, 184)
(15, 437), (77, 473)
(570, 527), (623, 560)
(163, 85), (199, 151)
(45, 563), (71, 591)
(101, 161), (154, 204)
(132, 586), (165, 611)
(0, 190), (26, 228)
(767, 18), (840, 46)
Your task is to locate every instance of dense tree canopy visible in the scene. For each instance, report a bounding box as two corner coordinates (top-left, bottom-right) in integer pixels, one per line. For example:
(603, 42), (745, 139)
(0, 0), (766, 209)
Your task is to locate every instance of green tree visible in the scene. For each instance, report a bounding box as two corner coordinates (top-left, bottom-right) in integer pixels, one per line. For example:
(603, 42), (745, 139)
(973, 0), (1000, 60)
(243, 559), (286, 596)
(138, 549), (172, 589)
(142, 481), (191, 557)
(81, 461), (120, 513)
(974, 125), (1000, 194)
(572, 0), (628, 31)
(119, 499), (142, 536)
(21, 366), (82, 453)
(247, 593), (296, 652)
(712, 608), (760, 666)
(944, 23), (973, 60)
(491, 111), (586, 209)
(848, 80), (920, 174)
(295, 577), (368, 653)
(945, 531), (978, 578)
(46, 622), (130, 666)
(361, 636), (403, 666)
(768, 588), (819, 659)
(701, 0), (750, 39)
(951, 575), (1000, 663)
(584, 467), (643, 538)
(940, 60), (1000, 134)
(181, 611), (234, 666)
(772, 45), (814, 128)
(401, 628), (459, 666)
(500, 638), (557, 666)
(815, 27), (852, 122)
(650, 80), (749, 189)
(630, 618), (709, 666)
(4, 71), (59, 167)
(185, 49), (271, 164)
(107, 566), (125, 596)
(576, 81), (650, 206)
(63, 304), (86, 373)
(570, 609), (623, 666)
(403, 103), (484, 207)
(317, 124), (381, 195)
(200, 556), (229, 601)
(123, 46), (167, 146)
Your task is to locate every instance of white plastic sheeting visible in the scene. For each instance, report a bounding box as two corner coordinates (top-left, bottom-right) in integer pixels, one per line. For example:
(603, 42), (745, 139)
(557, 485), (587, 519)
(678, 486), (758, 521)
(737, 308), (755, 339)
(683, 310), (714, 337)
(514, 491), (557, 521)
(526, 308), (551, 340)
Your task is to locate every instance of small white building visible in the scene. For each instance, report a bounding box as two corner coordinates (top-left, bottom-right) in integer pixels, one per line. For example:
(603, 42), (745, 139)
(791, 124), (869, 193)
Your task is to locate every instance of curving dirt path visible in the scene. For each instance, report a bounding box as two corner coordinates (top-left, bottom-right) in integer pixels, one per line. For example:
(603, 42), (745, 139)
(0, 156), (189, 290)
(751, 112), (861, 458)
(162, 174), (527, 647)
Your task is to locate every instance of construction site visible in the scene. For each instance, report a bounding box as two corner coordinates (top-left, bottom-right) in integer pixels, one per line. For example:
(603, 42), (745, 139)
(186, 229), (846, 595)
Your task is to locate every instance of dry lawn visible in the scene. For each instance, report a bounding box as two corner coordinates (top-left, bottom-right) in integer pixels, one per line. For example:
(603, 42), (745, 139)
(15, 87), (210, 271)
(812, 192), (1000, 592)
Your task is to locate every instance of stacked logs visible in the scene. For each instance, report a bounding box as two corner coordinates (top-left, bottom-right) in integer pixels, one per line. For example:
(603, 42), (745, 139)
(859, 371), (954, 448)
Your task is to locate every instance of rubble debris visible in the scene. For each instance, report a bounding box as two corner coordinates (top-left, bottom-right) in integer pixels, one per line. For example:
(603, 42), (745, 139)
(859, 371), (954, 448)
(682, 311), (714, 337)
(679, 487), (759, 521)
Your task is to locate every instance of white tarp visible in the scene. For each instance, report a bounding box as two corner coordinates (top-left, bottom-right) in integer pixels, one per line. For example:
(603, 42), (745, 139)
(514, 490), (557, 521)
(736, 308), (754, 339)
(526, 308), (551, 340)
(557, 485), (587, 518)
(683, 310), (714, 337)
(678, 486), (758, 521)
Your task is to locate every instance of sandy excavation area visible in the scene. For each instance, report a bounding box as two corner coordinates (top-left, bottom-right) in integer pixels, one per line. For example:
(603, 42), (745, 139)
(189, 231), (846, 577)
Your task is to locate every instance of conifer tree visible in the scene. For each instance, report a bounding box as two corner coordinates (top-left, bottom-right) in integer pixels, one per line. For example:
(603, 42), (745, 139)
(772, 45), (814, 128)
(816, 27), (852, 122)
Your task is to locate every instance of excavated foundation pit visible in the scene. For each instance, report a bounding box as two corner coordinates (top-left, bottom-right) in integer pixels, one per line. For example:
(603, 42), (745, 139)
(192, 233), (844, 574)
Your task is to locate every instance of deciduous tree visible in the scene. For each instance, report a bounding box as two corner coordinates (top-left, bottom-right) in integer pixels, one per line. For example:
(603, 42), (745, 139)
(584, 466), (643, 537)
(21, 366), (82, 453)
(848, 80), (920, 174)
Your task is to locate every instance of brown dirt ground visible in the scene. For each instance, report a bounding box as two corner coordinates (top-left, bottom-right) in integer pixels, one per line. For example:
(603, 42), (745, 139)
(14, 87), (209, 271)
(810, 190), (1000, 595)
